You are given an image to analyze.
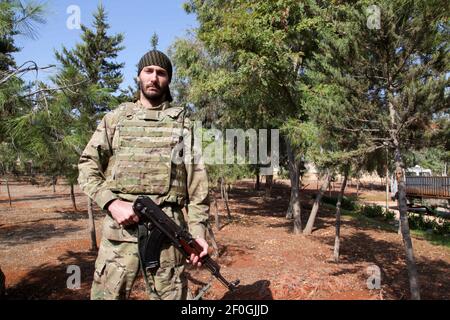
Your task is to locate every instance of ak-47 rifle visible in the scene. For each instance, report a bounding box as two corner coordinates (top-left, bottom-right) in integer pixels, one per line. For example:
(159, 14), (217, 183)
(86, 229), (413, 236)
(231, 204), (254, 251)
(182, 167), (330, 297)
(133, 195), (240, 293)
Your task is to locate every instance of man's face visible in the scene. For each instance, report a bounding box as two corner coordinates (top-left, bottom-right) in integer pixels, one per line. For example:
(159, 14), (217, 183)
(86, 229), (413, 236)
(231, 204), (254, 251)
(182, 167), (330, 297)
(138, 65), (170, 101)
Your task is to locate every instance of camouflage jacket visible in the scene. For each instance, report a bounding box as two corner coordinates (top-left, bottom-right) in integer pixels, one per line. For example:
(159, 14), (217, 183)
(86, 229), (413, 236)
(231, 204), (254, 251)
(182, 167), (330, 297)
(78, 100), (209, 242)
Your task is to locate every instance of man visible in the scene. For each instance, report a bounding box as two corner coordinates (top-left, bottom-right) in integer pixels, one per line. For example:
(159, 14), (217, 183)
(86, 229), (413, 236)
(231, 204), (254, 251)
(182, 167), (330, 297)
(78, 50), (209, 300)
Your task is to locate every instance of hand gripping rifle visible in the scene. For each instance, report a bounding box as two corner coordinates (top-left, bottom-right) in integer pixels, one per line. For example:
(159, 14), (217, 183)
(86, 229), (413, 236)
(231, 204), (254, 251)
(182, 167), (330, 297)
(132, 195), (240, 294)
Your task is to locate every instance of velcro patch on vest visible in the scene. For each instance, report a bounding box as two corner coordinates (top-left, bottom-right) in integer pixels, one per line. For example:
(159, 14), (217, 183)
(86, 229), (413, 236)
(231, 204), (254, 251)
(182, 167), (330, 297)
(136, 110), (161, 121)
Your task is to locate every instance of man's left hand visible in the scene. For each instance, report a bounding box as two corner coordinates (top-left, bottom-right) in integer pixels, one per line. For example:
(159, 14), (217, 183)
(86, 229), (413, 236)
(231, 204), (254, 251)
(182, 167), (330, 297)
(187, 238), (208, 267)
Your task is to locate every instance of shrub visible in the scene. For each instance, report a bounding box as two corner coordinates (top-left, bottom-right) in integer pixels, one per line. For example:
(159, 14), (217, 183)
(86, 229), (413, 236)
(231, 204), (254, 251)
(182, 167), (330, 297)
(407, 213), (430, 230)
(359, 204), (384, 218)
(321, 195), (357, 211)
(431, 218), (450, 235)
(384, 210), (395, 221)
(408, 214), (450, 235)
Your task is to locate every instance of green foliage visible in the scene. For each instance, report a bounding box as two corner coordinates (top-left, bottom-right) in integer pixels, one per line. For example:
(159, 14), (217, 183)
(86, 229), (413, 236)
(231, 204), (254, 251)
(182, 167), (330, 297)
(1, 1), (47, 110)
(199, 127), (254, 187)
(281, 119), (319, 162)
(277, 166), (290, 180)
(4, 4), (124, 184)
(54, 3), (124, 115)
(359, 204), (384, 219)
(408, 214), (450, 236)
(207, 163), (254, 189)
(304, 0), (448, 181)
(0, 0), (47, 178)
(0, 142), (18, 174)
(321, 194), (358, 211)
(384, 210), (396, 221)
(151, 32), (159, 50)
(0, 76), (28, 119)
(0, 1), (46, 71)
(176, 1), (449, 222)
(0, 0), (46, 39)
(44, 5), (124, 181)
(174, 0), (323, 170)
(405, 147), (449, 176)
(4, 87), (78, 178)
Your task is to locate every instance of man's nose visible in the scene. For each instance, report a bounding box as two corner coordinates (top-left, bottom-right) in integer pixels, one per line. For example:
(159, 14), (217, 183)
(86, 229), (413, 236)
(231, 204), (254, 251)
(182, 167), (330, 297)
(148, 71), (158, 82)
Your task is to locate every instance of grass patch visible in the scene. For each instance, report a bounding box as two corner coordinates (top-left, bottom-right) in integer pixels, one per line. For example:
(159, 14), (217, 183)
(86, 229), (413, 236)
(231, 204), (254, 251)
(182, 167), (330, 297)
(321, 194), (358, 211)
(322, 203), (450, 249)
(411, 229), (450, 248)
(345, 209), (397, 232)
(359, 193), (388, 202)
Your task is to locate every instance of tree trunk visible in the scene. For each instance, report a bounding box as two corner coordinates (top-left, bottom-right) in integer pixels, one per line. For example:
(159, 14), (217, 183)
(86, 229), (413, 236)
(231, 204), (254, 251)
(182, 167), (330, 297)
(87, 197), (97, 251)
(265, 175), (273, 197)
(6, 178), (12, 207)
(304, 171), (331, 235)
(356, 179), (360, 197)
(334, 166), (349, 263)
(70, 183), (78, 211)
(220, 178), (231, 222)
(255, 173), (260, 191)
(329, 181), (332, 197)
(286, 141), (302, 234)
(385, 161), (389, 216)
(212, 191), (221, 230)
(394, 147), (421, 300)
(206, 225), (219, 258)
(388, 96), (420, 300)
(224, 187), (231, 221)
(52, 176), (57, 193)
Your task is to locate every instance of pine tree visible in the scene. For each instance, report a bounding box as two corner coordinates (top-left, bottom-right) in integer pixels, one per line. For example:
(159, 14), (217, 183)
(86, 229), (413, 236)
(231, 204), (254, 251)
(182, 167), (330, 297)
(151, 32), (159, 50)
(0, 0), (46, 174)
(305, 0), (448, 299)
(54, 3), (124, 117)
(0, 4), (19, 72)
(178, 0), (325, 233)
(7, 4), (125, 249)
(50, 4), (125, 216)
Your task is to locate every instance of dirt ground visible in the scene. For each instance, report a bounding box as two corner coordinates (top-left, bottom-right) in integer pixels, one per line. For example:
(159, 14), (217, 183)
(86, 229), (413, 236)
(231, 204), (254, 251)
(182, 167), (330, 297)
(1, 178), (449, 300)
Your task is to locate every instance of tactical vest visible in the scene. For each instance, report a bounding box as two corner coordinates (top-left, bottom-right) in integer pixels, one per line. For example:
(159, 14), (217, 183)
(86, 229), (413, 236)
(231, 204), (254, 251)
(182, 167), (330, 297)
(105, 102), (188, 199)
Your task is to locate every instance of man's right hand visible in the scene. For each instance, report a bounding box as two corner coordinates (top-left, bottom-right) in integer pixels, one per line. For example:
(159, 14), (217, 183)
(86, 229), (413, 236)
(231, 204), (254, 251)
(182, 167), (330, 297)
(107, 199), (139, 226)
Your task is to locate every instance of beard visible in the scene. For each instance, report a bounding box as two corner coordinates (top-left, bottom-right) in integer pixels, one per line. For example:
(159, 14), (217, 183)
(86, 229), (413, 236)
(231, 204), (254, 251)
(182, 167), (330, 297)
(139, 81), (167, 102)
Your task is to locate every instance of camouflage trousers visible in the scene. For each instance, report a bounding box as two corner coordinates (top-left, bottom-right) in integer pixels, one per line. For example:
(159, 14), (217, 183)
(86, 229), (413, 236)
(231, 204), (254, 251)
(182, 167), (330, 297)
(91, 234), (190, 300)
(91, 201), (192, 300)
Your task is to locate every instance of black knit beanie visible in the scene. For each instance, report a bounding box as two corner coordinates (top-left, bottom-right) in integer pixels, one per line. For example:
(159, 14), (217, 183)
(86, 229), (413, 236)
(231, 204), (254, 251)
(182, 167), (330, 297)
(137, 50), (173, 82)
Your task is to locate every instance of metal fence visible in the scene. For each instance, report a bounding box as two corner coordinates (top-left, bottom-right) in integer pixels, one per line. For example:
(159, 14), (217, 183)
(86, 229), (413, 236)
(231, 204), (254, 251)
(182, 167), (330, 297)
(406, 176), (450, 199)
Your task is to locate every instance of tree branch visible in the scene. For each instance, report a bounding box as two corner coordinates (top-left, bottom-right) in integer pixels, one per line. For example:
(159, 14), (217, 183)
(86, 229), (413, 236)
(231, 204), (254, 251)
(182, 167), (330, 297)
(0, 61), (55, 86)
(20, 80), (88, 98)
(336, 127), (381, 132)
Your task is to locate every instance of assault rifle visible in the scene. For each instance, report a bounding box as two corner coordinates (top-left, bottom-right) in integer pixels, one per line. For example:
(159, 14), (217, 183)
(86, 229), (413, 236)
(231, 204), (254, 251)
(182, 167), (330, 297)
(133, 195), (240, 293)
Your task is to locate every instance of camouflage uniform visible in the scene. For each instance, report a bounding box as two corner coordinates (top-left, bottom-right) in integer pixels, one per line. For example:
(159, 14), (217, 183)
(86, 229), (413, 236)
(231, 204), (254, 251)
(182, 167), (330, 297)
(78, 100), (209, 300)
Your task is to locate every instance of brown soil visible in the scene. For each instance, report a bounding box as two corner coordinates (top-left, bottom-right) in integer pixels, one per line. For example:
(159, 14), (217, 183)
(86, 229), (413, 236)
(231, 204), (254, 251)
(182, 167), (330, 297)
(1, 179), (449, 300)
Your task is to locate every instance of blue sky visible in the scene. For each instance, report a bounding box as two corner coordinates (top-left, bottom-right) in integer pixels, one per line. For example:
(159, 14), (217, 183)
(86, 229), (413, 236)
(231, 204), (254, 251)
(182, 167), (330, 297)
(13, 0), (198, 90)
